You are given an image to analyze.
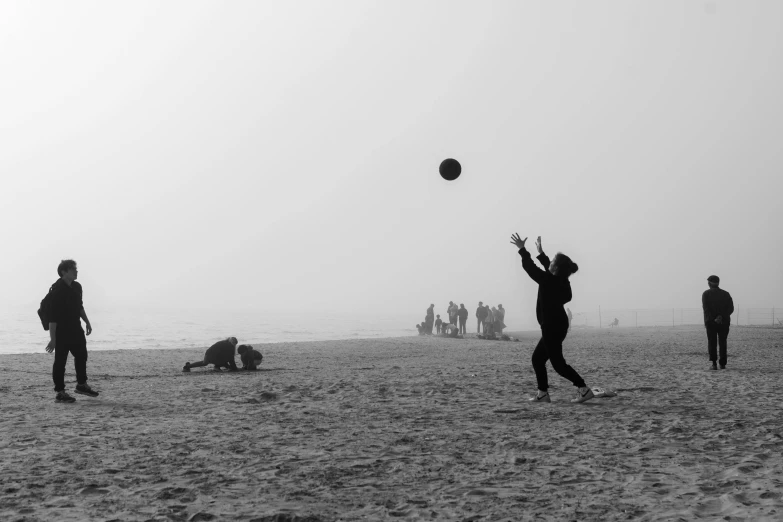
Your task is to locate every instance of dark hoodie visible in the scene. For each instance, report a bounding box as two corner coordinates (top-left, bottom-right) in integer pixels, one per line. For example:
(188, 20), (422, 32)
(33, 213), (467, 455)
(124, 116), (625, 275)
(518, 248), (572, 329)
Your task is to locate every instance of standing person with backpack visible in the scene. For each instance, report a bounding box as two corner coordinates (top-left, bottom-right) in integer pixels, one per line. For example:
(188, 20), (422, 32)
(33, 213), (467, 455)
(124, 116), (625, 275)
(44, 260), (98, 403)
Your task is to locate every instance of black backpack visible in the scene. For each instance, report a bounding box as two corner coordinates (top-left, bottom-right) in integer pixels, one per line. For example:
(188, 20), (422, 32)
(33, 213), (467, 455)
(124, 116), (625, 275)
(37, 282), (58, 331)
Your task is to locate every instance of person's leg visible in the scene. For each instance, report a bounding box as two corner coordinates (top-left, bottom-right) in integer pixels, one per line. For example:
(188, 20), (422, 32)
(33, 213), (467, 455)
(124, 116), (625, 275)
(52, 341), (70, 392)
(718, 324), (729, 367)
(705, 323), (718, 364)
(531, 337), (550, 392)
(187, 360), (209, 368)
(71, 342), (88, 386)
(544, 327), (586, 388)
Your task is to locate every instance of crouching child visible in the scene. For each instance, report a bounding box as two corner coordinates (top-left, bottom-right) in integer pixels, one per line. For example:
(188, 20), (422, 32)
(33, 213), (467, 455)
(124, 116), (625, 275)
(238, 344), (263, 371)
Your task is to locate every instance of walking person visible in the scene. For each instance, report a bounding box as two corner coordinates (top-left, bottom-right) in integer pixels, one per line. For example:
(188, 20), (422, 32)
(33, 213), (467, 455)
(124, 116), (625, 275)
(45, 259), (99, 403)
(510, 234), (593, 403)
(702, 275), (734, 370)
(457, 304), (468, 335)
(476, 301), (487, 334)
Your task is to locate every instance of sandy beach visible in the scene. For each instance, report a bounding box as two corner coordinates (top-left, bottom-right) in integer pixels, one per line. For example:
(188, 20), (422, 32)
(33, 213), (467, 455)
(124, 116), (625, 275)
(2, 325), (782, 521)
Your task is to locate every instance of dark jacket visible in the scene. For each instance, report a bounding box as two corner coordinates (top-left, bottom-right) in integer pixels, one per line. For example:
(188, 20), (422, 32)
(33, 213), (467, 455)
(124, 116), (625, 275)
(48, 279), (85, 342)
(702, 287), (734, 324)
(519, 248), (572, 329)
(204, 340), (237, 368)
(457, 307), (469, 321)
(476, 306), (487, 320)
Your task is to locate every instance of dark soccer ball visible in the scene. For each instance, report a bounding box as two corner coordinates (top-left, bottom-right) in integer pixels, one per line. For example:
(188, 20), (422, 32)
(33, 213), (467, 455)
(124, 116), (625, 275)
(439, 158), (461, 181)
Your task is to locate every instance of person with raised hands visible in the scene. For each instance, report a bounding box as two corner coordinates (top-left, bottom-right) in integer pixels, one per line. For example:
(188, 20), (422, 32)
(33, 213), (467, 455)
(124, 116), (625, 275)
(510, 233), (593, 404)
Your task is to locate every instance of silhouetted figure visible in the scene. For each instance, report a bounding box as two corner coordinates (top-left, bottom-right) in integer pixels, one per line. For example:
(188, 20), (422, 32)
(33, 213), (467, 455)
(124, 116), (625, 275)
(45, 259), (99, 403)
(447, 301), (458, 325)
(416, 324), (425, 335)
(484, 305), (494, 337)
(425, 304), (435, 334)
(496, 304), (506, 335)
(238, 345), (263, 371)
(512, 234), (593, 404)
(183, 337), (239, 372)
(702, 275), (734, 370)
(434, 315), (443, 334)
(441, 323), (460, 338)
(609, 318), (619, 328)
(476, 301), (487, 333)
(457, 304), (468, 335)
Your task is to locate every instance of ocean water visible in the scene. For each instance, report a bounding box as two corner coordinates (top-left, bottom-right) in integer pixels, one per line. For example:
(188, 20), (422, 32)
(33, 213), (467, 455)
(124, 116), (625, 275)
(0, 305), (419, 355)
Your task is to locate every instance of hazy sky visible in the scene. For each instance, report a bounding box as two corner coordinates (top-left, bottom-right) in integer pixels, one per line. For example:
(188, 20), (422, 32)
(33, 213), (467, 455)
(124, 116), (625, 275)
(2, 1), (781, 324)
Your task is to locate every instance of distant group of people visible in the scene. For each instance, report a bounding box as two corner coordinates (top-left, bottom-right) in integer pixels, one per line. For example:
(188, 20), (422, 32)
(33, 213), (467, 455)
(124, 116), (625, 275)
(416, 302), (506, 338)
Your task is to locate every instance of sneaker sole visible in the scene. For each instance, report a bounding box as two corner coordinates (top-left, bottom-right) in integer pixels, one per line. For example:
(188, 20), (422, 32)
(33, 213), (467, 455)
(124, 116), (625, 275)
(74, 390), (99, 397)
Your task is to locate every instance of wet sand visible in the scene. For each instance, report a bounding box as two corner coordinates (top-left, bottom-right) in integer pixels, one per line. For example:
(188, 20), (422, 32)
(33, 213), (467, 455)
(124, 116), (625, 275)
(1, 325), (782, 521)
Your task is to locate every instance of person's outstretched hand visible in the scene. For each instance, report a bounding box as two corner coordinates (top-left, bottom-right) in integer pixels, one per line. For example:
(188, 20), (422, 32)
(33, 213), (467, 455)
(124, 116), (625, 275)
(510, 233), (527, 250)
(535, 236), (543, 254)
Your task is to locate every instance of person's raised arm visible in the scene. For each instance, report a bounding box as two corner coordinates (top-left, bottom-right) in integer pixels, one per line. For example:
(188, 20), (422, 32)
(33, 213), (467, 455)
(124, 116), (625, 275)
(511, 233), (546, 284)
(535, 236), (551, 269)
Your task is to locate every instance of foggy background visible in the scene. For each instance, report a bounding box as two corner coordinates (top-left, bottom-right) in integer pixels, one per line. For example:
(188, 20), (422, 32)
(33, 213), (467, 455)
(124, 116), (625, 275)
(2, 1), (781, 328)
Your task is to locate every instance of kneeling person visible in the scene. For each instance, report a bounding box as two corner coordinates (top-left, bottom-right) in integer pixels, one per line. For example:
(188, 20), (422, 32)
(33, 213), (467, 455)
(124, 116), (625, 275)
(238, 344), (263, 371)
(183, 337), (239, 372)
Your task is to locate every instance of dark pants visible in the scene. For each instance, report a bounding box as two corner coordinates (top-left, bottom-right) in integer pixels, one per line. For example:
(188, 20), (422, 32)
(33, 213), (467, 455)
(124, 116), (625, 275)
(53, 339), (88, 392)
(531, 326), (585, 392)
(477, 318), (484, 333)
(706, 322), (730, 366)
(458, 318), (466, 334)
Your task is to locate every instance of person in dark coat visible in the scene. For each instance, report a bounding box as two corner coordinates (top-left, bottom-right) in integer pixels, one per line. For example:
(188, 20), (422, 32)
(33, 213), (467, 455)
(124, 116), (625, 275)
(511, 234), (593, 404)
(238, 345), (263, 371)
(425, 304), (435, 334)
(46, 259), (99, 403)
(457, 304), (469, 335)
(476, 301), (487, 334)
(183, 337), (239, 372)
(702, 275), (734, 370)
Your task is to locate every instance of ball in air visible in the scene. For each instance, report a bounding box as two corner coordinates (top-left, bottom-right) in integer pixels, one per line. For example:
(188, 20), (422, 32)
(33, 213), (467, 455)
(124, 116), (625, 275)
(439, 158), (461, 181)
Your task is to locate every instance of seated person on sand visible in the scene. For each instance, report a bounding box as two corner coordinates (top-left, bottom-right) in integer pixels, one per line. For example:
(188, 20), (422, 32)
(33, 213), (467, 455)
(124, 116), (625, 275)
(238, 344), (263, 371)
(416, 324), (425, 335)
(183, 337), (239, 372)
(609, 318), (619, 328)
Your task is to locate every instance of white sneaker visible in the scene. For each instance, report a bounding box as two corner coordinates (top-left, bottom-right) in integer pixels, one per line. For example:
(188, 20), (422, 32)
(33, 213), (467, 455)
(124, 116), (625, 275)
(528, 392), (551, 403)
(571, 387), (594, 403)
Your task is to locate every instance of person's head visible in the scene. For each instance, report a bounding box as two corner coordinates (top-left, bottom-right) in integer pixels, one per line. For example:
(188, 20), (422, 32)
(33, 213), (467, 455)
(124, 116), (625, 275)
(549, 253), (579, 277)
(237, 344), (250, 355)
(478, 301), (483, 306)
(227, 337), (238, 346)
(498, 304), (503, 309)
(57, 259), (78, 280)
(459, 303), (465, 308)
(436, 314), (440, 318)
(707, 275), (720, 288)
(449, 301), (454, 305)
